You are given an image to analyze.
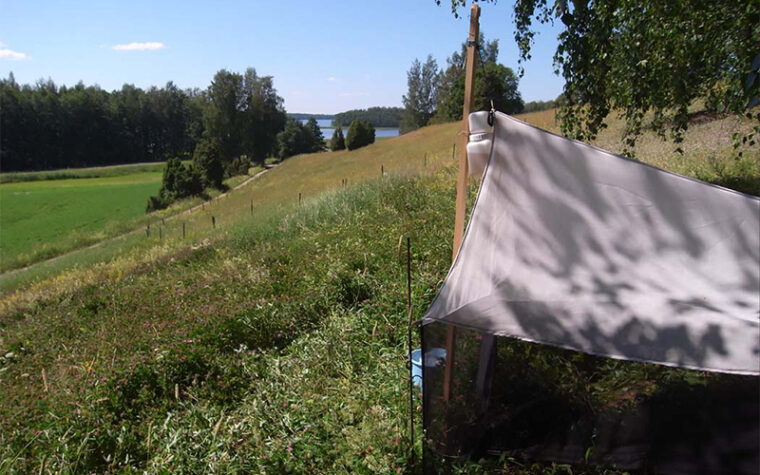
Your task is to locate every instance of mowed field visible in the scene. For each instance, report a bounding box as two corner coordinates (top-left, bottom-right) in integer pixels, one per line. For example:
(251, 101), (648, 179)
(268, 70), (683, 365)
(0, 171), (162, 272)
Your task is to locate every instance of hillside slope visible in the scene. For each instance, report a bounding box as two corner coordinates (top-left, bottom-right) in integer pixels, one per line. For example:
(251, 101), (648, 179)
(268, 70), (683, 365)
(0, 110), (757, 472)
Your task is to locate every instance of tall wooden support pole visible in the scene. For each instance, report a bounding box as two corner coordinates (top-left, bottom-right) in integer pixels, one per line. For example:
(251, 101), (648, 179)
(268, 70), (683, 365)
(443, 3), (480, 403)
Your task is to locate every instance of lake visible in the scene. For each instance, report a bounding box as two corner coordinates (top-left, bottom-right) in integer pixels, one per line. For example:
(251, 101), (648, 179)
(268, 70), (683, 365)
(300, 119), (399, 139)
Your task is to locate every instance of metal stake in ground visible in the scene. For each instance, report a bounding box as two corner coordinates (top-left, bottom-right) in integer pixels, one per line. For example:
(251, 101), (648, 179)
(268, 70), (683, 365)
(406, 236), (415, 462)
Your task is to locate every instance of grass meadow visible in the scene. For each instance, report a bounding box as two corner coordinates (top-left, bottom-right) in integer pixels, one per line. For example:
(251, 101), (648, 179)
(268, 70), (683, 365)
(0, 172), (162, 272)
(0, 110), (757, 473)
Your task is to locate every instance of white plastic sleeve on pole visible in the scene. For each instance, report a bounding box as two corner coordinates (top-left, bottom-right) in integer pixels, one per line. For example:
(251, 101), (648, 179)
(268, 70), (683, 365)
(467, 111), (493, 178)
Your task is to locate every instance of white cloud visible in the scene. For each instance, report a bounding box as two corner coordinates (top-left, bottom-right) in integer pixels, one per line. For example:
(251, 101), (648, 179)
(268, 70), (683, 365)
(0, 48), (28, 60)
(111, 42), (165, 51)
(337, 91), (369, 97)
(326, 76), (337, 82)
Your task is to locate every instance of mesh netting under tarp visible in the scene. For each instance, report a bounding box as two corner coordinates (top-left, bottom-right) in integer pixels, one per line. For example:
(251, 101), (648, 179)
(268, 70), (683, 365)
(422, 322), (759, 473)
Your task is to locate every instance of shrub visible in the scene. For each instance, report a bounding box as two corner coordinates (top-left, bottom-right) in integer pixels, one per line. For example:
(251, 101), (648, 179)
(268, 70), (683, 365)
(226, 155), (252, 178)
(146, 157), (204, 212)
(345, 120), (375, 150)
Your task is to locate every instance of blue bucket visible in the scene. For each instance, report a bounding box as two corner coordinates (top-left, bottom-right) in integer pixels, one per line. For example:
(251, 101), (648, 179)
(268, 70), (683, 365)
(411, 348), (447, 390)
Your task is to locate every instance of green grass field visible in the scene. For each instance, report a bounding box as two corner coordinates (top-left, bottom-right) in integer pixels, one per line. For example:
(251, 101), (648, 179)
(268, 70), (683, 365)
(0, 172), (162, 272)
(0, 110), (757, 472)
(0, 161), (171, 184)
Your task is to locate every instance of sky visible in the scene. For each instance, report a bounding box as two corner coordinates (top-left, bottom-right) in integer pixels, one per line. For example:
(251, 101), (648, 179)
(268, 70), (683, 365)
(0, 0), (564, 114)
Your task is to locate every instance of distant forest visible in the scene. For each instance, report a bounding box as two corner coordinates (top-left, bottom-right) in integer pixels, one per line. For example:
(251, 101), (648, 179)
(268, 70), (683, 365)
(522, 98), (560, 113)
(0, 76), (204, 172)
(287, 113), (334, 121)
(332, 107), (403, 128)
(0, 68), (287, 172)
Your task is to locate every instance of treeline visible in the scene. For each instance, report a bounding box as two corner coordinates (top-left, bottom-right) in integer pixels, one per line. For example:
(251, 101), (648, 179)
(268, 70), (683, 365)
(400, 35), (525, 134)
(0, 68), (287, 174)
(523, 98), (560, 113)
(0, 75), (204, 171)
(332, 107), (403, 127)
(287, 113), (334, 121)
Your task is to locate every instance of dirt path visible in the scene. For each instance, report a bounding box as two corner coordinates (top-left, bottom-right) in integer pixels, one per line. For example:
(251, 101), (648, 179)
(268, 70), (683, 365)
(1, 165), (277, 279)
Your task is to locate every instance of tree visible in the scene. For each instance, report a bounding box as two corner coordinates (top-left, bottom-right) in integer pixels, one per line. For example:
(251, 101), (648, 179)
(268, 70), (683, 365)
(433, 35), (523, 123)
(193, 138), (224, 189)
(330, 126), (346, 151)
(400, 55), (439, 134)
(276, 119), (308, 159)
(345, 120), (375, 150)
(304, 117), (325, 152)
(204, 68), (286, 166)
(439, 0), (760, 151)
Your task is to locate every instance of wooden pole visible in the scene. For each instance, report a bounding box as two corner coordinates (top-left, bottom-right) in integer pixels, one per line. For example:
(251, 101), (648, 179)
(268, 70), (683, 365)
(182, 222), (186, 238)
(443, 2), (480, 403)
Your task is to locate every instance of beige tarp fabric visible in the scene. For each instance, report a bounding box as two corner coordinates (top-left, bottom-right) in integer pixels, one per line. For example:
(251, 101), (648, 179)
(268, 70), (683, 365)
(423, 111), (760, 375)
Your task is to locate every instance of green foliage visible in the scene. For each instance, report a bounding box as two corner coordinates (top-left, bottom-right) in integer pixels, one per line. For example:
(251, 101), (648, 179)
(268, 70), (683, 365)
(332, 106), (404, 128)
(276, 118), (326, 158)
(147, 157), (204, 212)
(203, 68), (287, 165)
(192, 138), (225, 189)
(329, 126), (346, 151)
(433, 35), (523, 123)
(401, 55), (439, 134)
(0, 76), (203, 171)
(225, 155), (252, 178)
(304, 117), (325, 152)
(345, 119), (376, 150)
(523, 97), (560, 113)
(441, 0), (760, 151)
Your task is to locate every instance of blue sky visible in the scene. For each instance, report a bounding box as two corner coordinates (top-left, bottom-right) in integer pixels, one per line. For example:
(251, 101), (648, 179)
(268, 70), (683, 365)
(0, 0), (564, 114)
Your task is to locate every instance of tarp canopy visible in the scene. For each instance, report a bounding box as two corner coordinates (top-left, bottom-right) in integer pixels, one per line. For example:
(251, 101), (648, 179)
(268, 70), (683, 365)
(422, 111), (760, 375)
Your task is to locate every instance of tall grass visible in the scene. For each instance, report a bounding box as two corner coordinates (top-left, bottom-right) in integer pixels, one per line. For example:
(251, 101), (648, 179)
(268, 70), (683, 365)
(0, 173), (455, 473)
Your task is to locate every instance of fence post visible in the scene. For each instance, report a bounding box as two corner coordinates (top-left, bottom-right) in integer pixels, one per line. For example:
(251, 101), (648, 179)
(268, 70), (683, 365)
(182, 222), (186, 238)
(212, 216), (216, 229)
(299, 192), (302, 205)
(381, 164), (384, 176)
(146, 224), (150, 238)
(250, 199), (253, 216)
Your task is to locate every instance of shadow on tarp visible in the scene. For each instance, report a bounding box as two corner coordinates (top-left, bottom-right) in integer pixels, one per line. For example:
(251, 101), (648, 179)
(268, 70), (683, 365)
(422, 322), (759, 474)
